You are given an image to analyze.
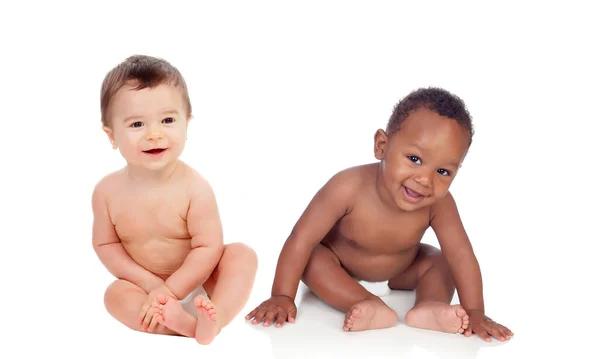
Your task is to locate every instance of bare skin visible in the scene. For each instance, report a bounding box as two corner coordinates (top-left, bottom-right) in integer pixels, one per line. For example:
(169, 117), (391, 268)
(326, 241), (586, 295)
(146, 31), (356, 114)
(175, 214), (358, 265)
(95, 162), (258, 344)
(151, 242), (258, 344)
(247, 108), (513, 342)
(94, 82), (258, 345)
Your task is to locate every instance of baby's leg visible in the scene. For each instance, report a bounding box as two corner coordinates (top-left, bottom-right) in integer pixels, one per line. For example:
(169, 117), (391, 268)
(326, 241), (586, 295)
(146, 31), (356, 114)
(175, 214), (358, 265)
(104, 279), (179, 336)
(301, 244), (398, 332)
(388, 244), (469, 334)
(196, 243), (258, 344)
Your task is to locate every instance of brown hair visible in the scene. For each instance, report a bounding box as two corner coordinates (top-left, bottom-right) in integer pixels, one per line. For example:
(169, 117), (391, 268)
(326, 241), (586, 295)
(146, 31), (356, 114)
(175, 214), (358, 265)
(100, 55), (192, 126)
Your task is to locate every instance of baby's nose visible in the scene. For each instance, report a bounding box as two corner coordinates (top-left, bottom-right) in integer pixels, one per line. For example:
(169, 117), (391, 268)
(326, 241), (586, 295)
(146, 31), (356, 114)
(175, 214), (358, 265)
(414, 171), (432, 186)
(147, 126), (164, 139)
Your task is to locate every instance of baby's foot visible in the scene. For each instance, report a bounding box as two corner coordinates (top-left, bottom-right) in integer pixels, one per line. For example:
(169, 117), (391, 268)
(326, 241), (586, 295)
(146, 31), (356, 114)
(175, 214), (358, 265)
(343, 298), (398, 332)
(405, 301), (470, 334)
(194, 295), (220, 345)
(152, 295), (196, 337)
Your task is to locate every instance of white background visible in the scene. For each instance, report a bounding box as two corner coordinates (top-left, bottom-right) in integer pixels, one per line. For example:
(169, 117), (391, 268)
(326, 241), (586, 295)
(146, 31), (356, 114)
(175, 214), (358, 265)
(1, 1), (598, 358)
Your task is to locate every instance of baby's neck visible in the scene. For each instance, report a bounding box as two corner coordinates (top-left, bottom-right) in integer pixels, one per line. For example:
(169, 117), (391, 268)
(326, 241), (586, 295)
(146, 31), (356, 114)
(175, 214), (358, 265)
(125, 160), (180, 185)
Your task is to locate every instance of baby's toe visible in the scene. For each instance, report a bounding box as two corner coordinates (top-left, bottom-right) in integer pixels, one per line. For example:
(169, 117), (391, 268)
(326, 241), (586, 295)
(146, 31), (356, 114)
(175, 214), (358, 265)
(343, 320), (353, 330)
(156, 294), (168, 305)
(193, 296), (204, 307)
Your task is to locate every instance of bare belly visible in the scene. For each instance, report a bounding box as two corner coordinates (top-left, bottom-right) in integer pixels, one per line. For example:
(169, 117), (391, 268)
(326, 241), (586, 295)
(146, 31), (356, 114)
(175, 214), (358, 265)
(123, 237), (192, 280)
(322, 238), (420, 282)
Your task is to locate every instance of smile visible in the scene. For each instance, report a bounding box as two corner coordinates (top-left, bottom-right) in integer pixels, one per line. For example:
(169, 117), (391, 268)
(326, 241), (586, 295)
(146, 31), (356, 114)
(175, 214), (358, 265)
(143, 148), (167, 155)
(402, 185), (424, 202)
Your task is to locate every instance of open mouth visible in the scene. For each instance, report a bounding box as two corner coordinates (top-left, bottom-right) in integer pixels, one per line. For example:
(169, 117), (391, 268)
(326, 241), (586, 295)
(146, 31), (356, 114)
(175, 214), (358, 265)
(143, 148), (166, 155)
(402, 186), (424, 201)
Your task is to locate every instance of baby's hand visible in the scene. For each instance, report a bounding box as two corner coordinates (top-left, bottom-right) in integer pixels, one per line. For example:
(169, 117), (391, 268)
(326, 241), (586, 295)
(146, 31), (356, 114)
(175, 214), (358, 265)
(465, 310), (513, 342)
(139, 284), (176, 333)
(245, 295), (297, 328)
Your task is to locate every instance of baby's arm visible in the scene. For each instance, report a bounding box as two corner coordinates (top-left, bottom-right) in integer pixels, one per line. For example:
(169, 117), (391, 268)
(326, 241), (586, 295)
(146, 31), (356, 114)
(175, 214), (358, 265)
(272, 170), (357, 299)
(431, 192), (513, 341)
(430, 193), (483, 312)
(246, 169), (359, 326)
(164, 175), (224, 300)
(92, 183), (164, 293)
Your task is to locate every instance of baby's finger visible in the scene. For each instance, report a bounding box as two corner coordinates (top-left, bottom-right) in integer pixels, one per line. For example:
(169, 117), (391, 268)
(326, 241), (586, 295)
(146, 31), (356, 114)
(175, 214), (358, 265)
(139, 302), (150, 322)
(474, 326), (491, 342)
(141, 308), (154, 332)
(263, 309), (278, 327)
(499, 324), (514, 337)
(488, 325), (505, 342)
(147, 312), (159, 333)
(252, 309), (267, 325)
(245, 307), (260, 320)
(498, 324), (513, 339)
(287, 307), (297, 323)
(275, 309), (287, 328)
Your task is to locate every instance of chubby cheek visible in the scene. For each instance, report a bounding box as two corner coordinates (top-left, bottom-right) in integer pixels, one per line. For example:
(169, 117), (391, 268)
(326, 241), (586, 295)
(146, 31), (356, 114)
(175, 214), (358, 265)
(168, 137), (185, 155)
(383, 162), (408, 185)
(432, 181), (452, 200)
(116, 134), (142, 158)
(383, 169), (403, 192)
(168, 128), (186, 145)
(118, 144), (140, 161)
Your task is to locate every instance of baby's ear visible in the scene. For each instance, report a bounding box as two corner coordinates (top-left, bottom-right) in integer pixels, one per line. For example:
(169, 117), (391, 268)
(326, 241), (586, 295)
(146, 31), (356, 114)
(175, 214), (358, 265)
(102, 125), (118, 149)
(373, 129), (388, 160)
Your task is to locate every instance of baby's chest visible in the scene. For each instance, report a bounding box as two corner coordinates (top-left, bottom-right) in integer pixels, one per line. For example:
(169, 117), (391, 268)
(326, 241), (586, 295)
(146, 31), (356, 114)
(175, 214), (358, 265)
(110, 195), (190, 240)
(339, 209), (430, 252)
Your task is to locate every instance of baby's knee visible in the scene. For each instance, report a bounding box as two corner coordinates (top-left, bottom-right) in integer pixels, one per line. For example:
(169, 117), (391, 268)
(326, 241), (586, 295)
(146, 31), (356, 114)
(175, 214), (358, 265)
(103, 280), (126, 309)
(303, 245), (333, 278)
(224, 242), (258, 269)
(104, 280), (142, 306)
(418, 246), (450, 274)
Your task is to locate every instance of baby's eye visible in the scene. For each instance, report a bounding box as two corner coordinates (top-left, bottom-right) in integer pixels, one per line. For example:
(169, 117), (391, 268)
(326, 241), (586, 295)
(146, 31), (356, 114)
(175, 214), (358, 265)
(131, 121), (143, 128)
(408, 156), (421, 165)
(162, 117), (175, 124)
(437, 169), (450, 176)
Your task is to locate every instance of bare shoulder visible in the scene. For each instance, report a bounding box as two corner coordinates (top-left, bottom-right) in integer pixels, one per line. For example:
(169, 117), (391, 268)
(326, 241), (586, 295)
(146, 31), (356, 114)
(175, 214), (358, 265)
(179, 162), (215, 201)
(305, 163), (373, 218)
(322, 164), (369, 197)
(92, 169), (125, 205)
(430, 190), (461, 226)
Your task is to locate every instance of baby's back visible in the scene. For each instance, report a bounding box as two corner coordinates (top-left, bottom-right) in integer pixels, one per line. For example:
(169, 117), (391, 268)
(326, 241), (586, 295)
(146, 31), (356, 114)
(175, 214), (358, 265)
(103, 162), (196, 279)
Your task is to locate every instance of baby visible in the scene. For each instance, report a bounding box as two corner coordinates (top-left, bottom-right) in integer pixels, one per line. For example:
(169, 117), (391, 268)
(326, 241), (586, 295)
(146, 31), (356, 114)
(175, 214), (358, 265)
(246, 88), (513, 343)
(92, 55), (258, 345)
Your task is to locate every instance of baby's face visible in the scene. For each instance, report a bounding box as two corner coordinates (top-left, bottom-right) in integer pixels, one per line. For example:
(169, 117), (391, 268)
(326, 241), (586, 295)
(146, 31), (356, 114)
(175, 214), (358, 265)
(376, 108), (471, 211)
(104, 82), (190, 171)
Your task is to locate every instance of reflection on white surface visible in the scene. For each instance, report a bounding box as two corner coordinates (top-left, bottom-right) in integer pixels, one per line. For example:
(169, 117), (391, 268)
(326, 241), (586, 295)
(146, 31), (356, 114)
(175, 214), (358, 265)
(249, 285), (496, 359)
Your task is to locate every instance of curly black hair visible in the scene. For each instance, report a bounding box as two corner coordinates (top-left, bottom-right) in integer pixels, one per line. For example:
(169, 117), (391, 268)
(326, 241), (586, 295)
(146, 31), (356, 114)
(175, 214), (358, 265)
(386, 87), (474, 145)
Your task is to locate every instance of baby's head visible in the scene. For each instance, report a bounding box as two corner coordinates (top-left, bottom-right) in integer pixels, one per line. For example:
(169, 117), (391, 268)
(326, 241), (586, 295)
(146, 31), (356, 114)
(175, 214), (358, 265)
(100, 55), (192, 171)
(374, 87), (474, 211)
(385, 87), (474, 145)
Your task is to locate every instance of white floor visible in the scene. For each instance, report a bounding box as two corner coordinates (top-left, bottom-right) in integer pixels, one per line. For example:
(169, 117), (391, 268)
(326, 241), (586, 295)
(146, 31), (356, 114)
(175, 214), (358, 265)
(25, 260), (593, 359)
(13, 228), (594, 359)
